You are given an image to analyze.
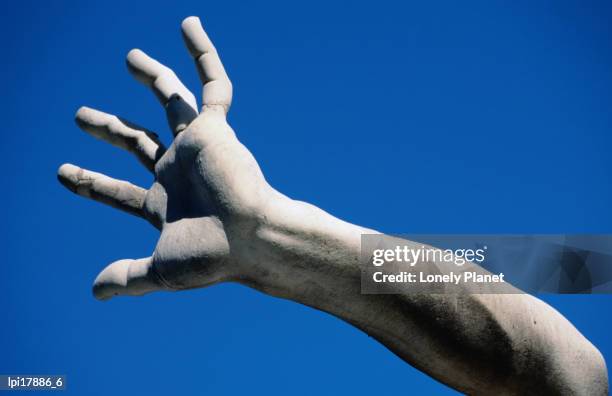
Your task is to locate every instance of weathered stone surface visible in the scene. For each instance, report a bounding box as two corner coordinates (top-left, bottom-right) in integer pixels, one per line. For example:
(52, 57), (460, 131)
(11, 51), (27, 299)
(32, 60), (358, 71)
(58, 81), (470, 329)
(58, 16), (608, 395)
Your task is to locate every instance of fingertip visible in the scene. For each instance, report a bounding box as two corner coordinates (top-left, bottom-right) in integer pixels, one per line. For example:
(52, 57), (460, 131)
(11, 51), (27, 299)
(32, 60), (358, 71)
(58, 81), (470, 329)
(181, 16), (210, 57)
(74, 106), (98, 128)
(126, 48), (159, 84)
(92, 260), (129, 300)
(57, 163), (78, 178)
(57, 163), (79, 190)
(126, 48), (145, 62)
(75, 105), (90, 119)
(126, 48), (145, 68)
(92, 258), (161, 300)
(181, 16), (201, 30)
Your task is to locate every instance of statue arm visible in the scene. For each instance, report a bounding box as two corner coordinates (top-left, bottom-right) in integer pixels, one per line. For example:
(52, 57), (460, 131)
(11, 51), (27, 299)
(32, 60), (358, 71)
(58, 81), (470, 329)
(58, 17), (608, 395)
(234, 192), (608, 395)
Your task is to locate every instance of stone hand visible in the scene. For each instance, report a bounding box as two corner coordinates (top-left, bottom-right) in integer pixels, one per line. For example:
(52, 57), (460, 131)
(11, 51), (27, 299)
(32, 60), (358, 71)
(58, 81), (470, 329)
(58, 16), (607, 395)
(59, 16), (274, 300)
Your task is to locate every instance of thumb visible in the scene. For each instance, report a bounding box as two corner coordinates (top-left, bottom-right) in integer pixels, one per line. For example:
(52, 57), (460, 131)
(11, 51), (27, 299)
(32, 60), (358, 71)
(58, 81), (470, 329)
(93, 257), (168, 300)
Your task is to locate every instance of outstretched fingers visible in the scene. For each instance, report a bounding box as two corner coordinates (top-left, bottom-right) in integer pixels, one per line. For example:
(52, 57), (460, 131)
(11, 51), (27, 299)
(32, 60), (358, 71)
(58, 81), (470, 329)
(93, 257), (169, 300)
(126, 49), (198, 135)
(181, 16), (232, 115)
(75, 106), (165, 172)
(57, 164), (147, 219)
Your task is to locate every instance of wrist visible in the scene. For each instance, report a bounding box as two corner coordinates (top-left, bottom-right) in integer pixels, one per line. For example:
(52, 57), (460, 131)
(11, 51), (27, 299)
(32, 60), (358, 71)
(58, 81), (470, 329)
(233, 195), (367, 291)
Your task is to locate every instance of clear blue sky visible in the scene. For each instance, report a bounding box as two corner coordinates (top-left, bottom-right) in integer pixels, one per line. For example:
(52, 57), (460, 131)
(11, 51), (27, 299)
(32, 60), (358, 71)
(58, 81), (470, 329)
(3, 0), (612, 394)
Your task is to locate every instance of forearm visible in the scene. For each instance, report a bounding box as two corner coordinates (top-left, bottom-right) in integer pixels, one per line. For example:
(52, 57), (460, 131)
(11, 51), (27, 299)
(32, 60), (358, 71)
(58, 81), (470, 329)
(236, 194), (608, 395)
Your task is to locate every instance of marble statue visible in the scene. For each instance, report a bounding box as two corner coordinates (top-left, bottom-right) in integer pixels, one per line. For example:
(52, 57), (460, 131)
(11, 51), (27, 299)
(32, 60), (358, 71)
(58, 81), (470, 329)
(58, 16), (608, 395)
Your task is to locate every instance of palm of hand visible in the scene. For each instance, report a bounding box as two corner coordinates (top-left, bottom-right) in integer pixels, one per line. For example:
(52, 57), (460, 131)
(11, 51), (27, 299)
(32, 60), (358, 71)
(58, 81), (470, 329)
(58, 17), (268, 300)
(149, 113), (270, 291)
